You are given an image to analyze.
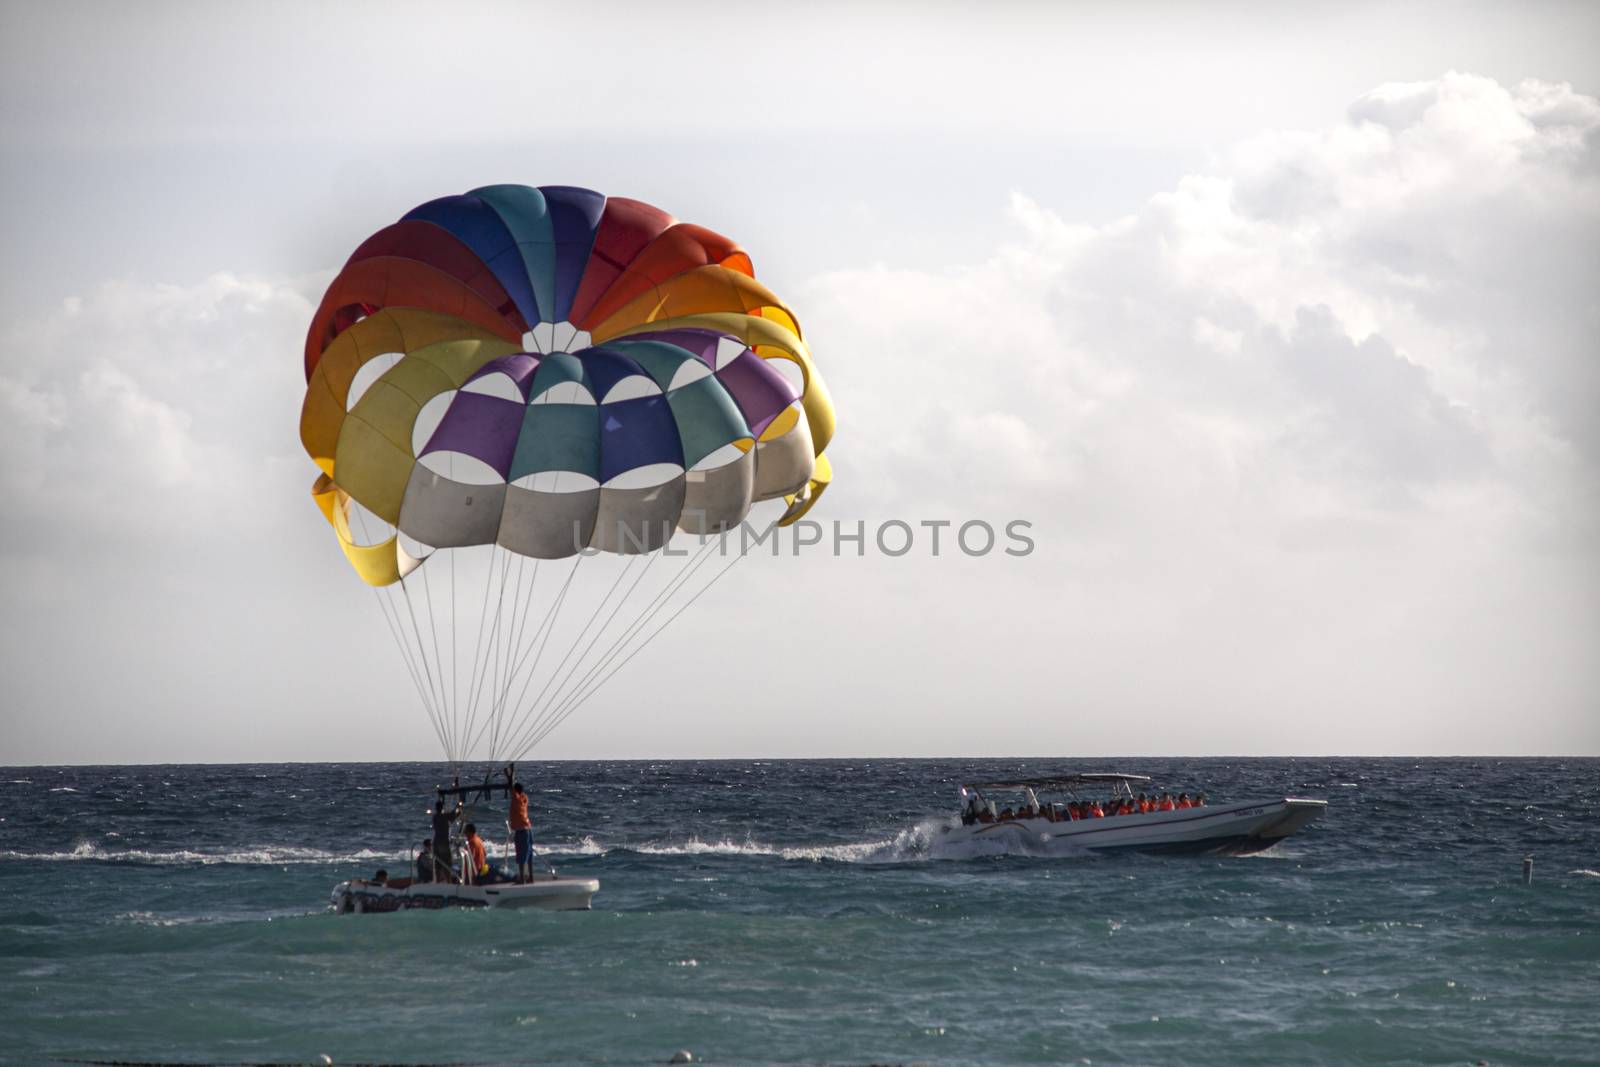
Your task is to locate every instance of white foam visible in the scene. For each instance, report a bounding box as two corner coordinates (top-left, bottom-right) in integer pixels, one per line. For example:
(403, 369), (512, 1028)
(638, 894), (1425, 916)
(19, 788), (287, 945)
(554, 819), (962, 864)
(1, 842), (404, 866)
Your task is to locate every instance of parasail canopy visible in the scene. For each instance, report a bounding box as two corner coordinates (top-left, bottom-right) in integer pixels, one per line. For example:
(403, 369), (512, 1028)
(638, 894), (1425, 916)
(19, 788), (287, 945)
(298, 185), (835, 764)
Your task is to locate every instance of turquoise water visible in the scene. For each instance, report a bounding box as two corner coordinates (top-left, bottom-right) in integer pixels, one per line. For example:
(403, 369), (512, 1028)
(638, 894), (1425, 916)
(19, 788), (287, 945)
(2, 758), (1597, 1066)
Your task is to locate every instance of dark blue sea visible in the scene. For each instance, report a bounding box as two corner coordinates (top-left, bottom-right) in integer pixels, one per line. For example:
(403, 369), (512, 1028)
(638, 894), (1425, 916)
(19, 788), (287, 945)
(1, 758), (1596, 1067)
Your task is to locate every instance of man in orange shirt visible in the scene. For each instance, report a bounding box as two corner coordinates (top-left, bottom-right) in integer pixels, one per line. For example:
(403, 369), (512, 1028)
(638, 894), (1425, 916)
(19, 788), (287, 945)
(464, 823), (490, 884)
(509, 781), (534, 884)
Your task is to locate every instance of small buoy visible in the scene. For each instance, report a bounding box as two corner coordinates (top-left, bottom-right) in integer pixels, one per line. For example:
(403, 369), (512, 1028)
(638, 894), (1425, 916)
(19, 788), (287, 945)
(1523, 856), (1533, 885)
(669, 1052), (693, 1064)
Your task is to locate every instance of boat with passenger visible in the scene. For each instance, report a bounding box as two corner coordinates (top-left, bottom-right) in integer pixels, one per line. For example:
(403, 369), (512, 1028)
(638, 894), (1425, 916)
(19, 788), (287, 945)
(331, 770), (598, 913)
(331, 869), (599, 913)
(942, 773), (1325, 856)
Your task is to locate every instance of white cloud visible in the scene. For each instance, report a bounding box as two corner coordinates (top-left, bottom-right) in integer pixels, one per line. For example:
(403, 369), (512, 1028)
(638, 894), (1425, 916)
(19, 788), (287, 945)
(809, 73), (1597, 531)
(0, 272), (321, 550)
(777, 74), (1599, 756)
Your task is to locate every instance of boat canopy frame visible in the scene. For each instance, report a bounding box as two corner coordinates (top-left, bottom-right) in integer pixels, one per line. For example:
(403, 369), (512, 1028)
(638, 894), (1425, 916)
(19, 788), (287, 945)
(434, 762), (520, 803)
(961, 773), (1153, 800)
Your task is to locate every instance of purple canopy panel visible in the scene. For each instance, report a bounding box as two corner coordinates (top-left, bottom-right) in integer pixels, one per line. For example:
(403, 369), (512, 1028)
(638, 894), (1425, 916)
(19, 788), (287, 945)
(465, 352), (540, 397)
(715, 351), (799, 437)
(420, 391), (524, 479)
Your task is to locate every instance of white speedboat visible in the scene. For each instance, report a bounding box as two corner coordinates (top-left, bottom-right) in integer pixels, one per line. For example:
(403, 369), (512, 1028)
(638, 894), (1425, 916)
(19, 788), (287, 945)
(332, 871), (599, 913)
(942, 773), (1325, 856)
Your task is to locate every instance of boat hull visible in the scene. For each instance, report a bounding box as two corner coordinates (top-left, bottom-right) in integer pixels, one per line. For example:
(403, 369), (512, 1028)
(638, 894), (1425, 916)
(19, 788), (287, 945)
(331, 876), (599, 913)
(942, 798), (1326, 856)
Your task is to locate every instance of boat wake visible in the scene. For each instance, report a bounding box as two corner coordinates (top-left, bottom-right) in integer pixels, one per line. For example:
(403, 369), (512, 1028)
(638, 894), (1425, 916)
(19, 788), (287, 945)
(549, 818), (1095, 864)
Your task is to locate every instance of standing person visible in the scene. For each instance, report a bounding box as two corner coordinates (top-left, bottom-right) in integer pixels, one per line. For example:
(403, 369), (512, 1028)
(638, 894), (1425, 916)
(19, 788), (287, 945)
(508, 781), (534, 884)
(429, 795), (460, 883)
(414, 840), (434, 882)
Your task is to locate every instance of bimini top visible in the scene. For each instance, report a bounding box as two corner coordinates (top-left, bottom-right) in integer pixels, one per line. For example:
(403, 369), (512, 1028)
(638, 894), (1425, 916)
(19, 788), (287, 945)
(962, 773), (1153, 791)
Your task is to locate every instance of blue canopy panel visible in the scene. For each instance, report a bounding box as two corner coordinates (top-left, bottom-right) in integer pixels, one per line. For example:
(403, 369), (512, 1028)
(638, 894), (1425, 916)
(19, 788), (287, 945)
(599, 396), (683, 484)
(403, 194), (543, 329)
(541, 186), (607, 323)
(471, 184), (556, 326)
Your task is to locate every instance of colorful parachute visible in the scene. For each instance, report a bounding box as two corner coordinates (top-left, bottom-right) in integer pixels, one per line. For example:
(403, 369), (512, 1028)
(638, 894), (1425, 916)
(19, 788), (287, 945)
(299, 185), (835, 762)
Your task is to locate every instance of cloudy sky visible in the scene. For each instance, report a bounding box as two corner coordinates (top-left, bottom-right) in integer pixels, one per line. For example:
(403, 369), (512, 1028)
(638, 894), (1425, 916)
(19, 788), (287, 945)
(1, 1), (1596, 764)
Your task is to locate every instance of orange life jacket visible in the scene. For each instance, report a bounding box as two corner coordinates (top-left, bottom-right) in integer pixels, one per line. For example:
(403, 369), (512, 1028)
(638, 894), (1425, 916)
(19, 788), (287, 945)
(1158, 798), (1176, 811)
(1177, 798), (1192, 809)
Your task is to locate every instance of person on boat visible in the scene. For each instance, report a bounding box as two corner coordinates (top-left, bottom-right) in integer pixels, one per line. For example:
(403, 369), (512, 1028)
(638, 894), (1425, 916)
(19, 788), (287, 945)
(415, 840), (434, 882)
(1194, 792), (1207, 806)
(1089, 800), (1105, 818)
(429, 796), (461, 882)
(1157, 793), (1176, 811)
(464, 823), (491, 885)
(1177, 792), (1193, 809)
(370, 868), (389, 886)
(509, 781), (534, 883)
(1021, 788), (1041, 819)
(1136, 793), (1151, 813)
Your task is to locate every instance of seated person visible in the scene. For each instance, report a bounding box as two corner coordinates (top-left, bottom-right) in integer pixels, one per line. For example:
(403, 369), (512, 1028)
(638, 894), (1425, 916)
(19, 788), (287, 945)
(1177, 792), (1193, 809)
(1157, 792), (1176, 811)
(1021, 789), (1041, 819)
(367, 868), (389, 887)
(463, 823), (501, 885)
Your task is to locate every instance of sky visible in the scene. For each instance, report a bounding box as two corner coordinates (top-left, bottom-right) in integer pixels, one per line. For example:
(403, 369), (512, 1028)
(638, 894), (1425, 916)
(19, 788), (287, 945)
(1, 1), (1596, 764)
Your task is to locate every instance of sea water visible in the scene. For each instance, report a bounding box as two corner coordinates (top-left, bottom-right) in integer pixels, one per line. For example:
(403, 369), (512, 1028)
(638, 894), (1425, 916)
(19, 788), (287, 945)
(1, 758), (1596, 1066)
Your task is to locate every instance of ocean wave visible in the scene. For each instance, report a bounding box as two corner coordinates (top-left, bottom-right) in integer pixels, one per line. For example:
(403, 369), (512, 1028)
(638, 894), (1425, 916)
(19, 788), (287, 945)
(551, 819), (975, 864)
(555, 833), (902, 862)
(0, 842), (403, 866)
(1568, 868), (1600, 878)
